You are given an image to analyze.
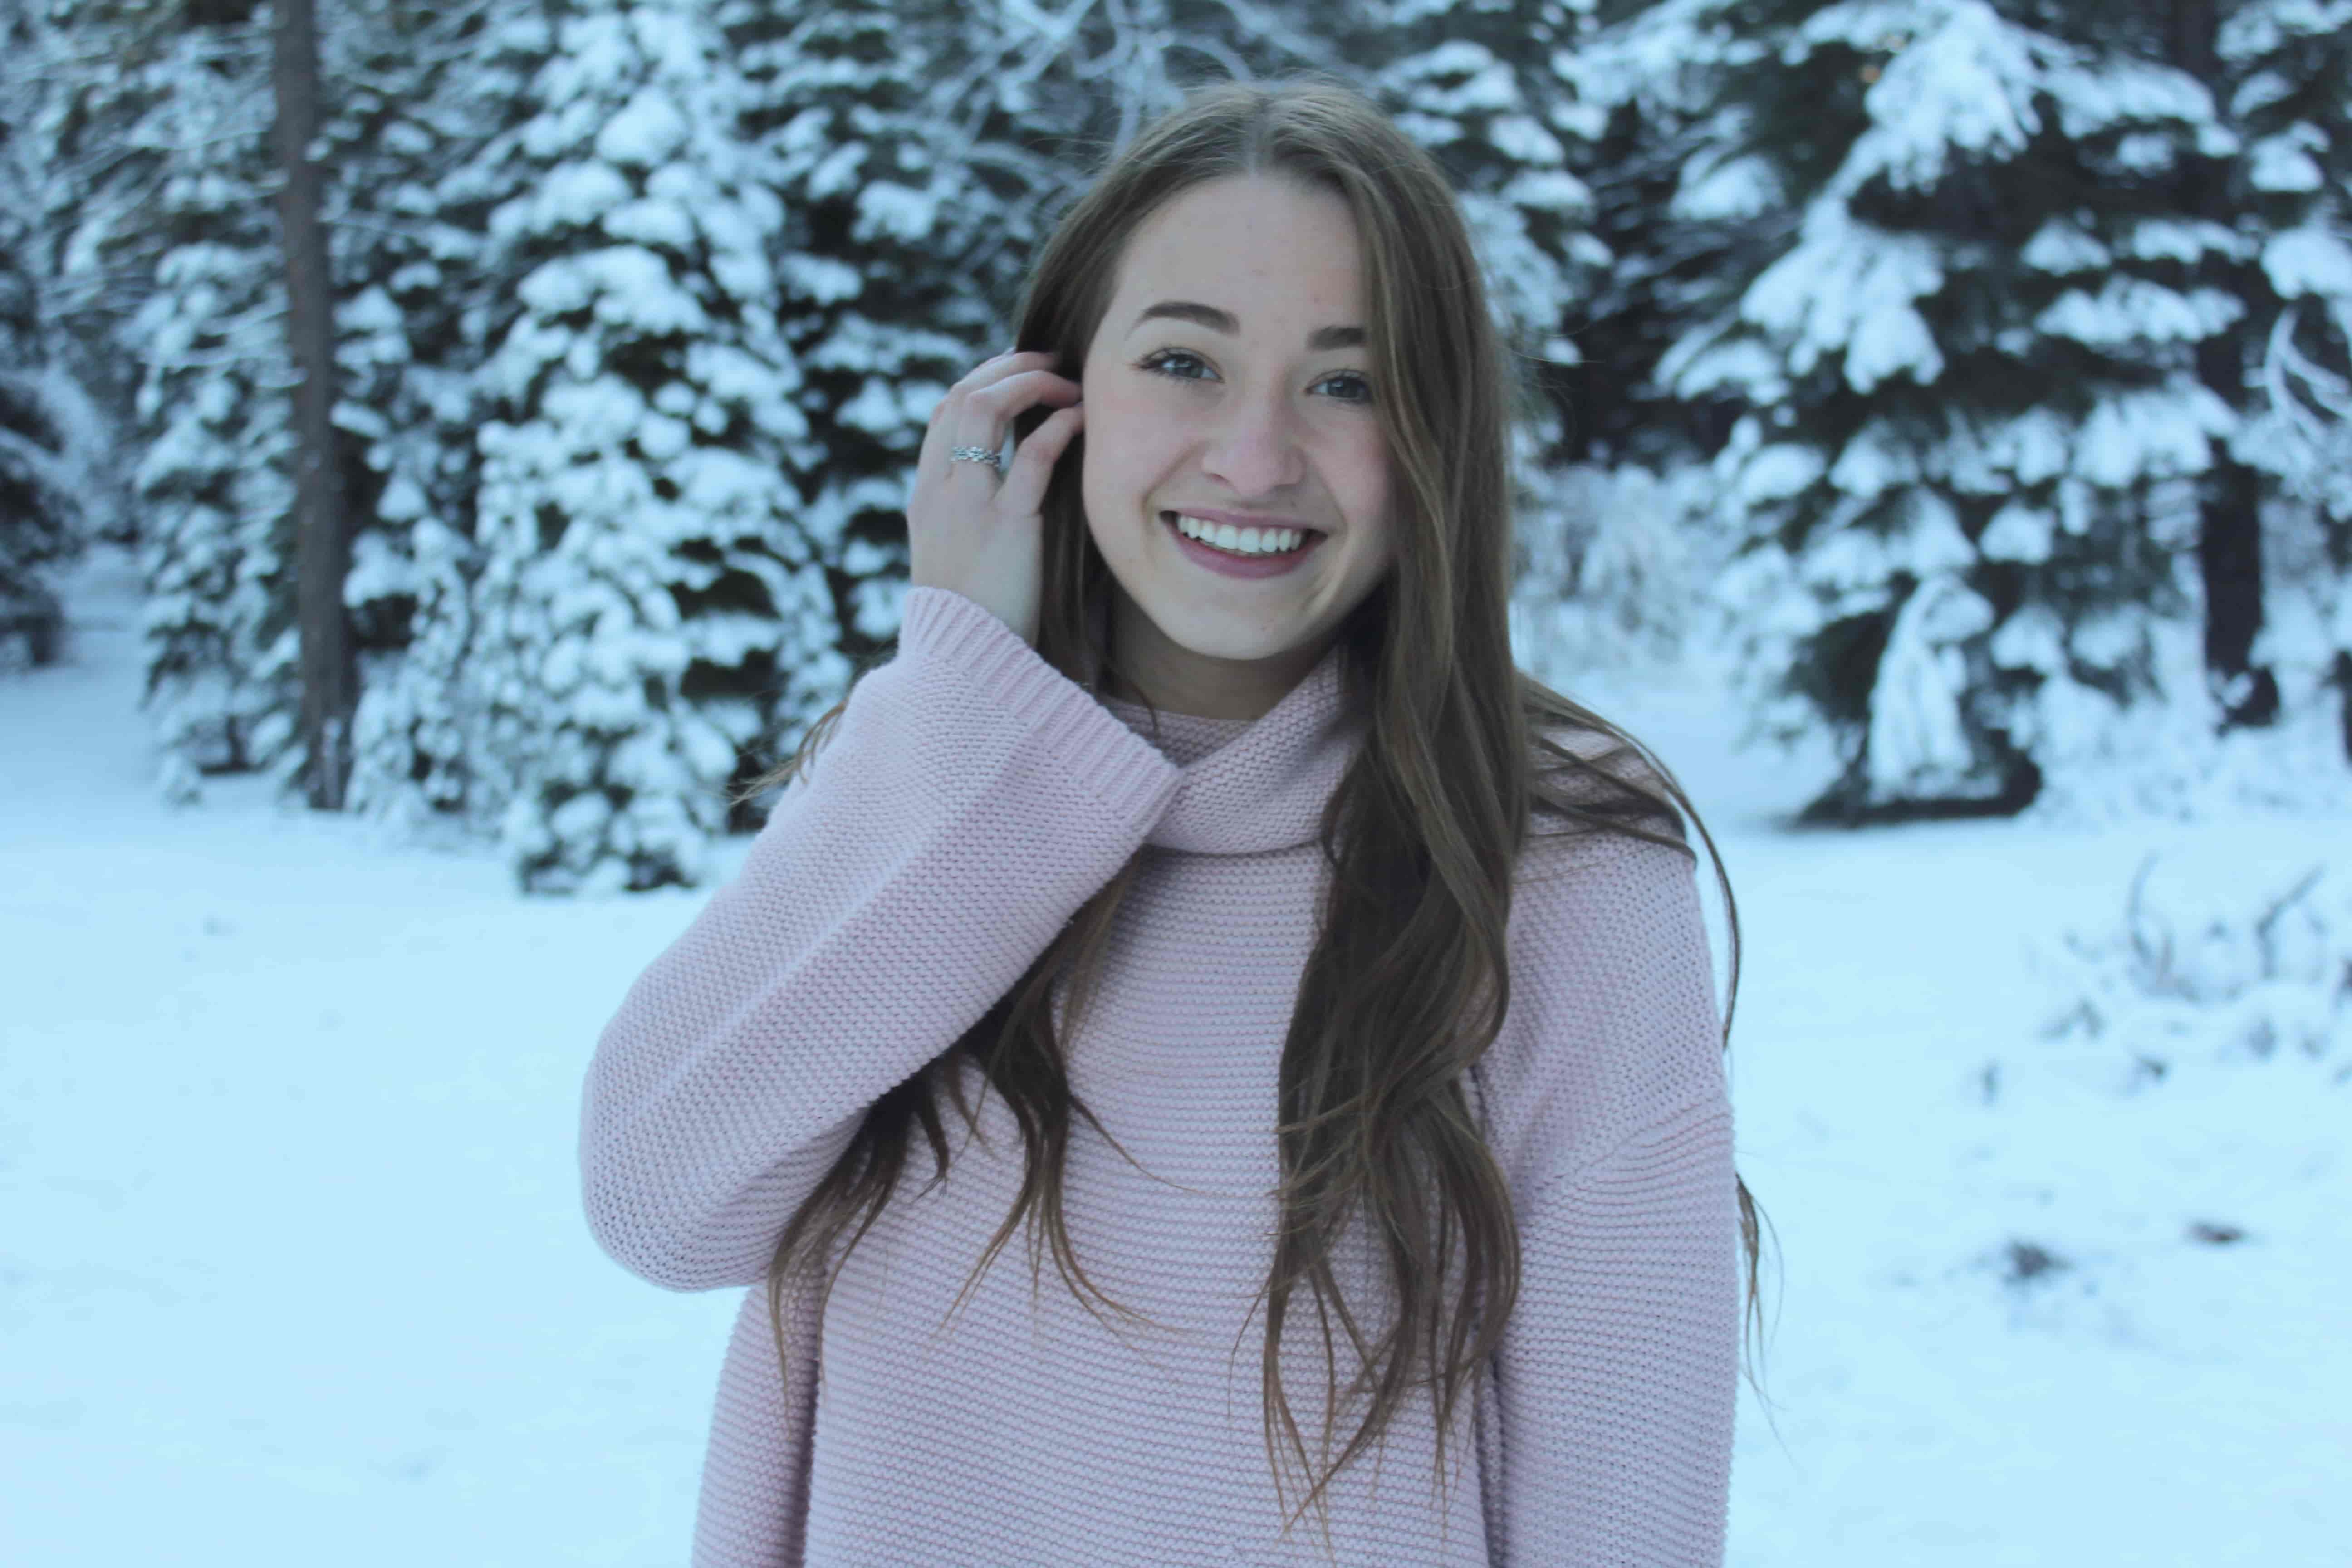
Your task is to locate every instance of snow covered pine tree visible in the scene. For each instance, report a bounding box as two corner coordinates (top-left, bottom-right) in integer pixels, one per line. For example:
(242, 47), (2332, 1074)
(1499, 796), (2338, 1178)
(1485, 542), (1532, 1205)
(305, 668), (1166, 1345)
(120, 6), (307, 804)
(469, 0), (837, 893)
(719, 0), (989, 674)
(2215, 0), (2352, 763)
(0, 172), (80, 664)
(331, 0), (542, 837)
(1620, 0), (2260, 820)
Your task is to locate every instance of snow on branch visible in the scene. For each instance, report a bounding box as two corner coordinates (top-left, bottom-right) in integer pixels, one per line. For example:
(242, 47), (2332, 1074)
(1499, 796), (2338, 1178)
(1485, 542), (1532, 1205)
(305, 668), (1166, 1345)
(2241, 299), (2352, 518)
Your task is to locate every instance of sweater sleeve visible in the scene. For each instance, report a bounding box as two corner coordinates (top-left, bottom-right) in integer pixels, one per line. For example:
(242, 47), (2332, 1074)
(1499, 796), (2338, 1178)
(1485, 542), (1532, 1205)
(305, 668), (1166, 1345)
(578, 585), (1183, 1292)
(1479, 819), (1742, 1566)
(1486, 1095), (1741, 1567)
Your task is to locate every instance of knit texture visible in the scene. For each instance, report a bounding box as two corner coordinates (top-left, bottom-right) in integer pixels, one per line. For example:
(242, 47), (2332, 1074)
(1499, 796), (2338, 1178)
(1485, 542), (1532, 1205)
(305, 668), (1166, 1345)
(580, 585), (1740, 1567)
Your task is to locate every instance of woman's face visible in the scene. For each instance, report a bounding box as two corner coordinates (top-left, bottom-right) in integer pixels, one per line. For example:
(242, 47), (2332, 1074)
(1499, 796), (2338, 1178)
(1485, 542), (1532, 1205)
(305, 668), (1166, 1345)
(1078, 173), (1397, 720)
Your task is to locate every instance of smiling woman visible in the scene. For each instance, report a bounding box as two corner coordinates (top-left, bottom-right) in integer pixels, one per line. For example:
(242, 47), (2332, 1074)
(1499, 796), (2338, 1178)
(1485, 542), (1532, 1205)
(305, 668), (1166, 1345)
(585, 72), (1764, 1568)
(1077, 175), (1396, 719)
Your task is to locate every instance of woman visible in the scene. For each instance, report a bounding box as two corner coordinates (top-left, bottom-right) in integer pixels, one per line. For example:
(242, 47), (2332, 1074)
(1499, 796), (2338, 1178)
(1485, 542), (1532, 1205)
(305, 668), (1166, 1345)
(582, 74), (1765, 1568)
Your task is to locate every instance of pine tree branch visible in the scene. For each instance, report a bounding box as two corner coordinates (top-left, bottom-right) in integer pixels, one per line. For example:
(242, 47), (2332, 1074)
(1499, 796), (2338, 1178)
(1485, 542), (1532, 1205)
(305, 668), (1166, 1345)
(0, 419), (71, 493)
(1189, 0), (1343, 72)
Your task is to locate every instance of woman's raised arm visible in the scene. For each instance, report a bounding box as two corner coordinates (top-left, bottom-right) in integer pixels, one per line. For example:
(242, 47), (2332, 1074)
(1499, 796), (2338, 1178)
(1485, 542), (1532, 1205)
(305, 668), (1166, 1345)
(578, 585), (1181, 1291)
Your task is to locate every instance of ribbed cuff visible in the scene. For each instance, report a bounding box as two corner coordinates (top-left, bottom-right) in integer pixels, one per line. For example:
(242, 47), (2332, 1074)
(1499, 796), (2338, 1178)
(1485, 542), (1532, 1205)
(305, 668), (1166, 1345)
(897, 586), (1179, 840)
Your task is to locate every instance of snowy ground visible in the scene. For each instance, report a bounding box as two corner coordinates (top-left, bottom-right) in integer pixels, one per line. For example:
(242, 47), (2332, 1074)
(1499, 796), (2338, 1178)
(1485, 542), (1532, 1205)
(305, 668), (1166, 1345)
(4, 544), (2344, 1566)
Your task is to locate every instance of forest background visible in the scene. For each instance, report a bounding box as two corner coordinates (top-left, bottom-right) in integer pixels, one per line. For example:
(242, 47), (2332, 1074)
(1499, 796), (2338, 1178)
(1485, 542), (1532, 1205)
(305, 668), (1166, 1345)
(3, 1), (2350, 1560)
(6, 0), (2350, 889)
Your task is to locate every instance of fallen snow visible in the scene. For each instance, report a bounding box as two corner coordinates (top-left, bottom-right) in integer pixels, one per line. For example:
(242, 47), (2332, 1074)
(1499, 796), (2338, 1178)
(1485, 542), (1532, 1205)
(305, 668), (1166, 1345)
(2, 544), (2345, 1564)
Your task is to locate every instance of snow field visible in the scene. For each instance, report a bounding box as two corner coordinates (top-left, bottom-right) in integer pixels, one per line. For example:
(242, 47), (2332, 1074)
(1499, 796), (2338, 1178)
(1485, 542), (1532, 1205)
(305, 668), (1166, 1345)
(2, 546), (2344, 1564)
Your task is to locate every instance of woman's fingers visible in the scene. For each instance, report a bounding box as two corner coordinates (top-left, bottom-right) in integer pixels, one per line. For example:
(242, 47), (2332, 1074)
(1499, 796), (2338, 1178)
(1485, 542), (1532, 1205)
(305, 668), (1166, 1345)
(995, 400), (1084, 518)
(904, 348), (1073, 648)
(962, 369), (1078, 444)
(920, 352), (1062, 470)
(955, 349), (1054, 403)
(935, 370), (1078, 490)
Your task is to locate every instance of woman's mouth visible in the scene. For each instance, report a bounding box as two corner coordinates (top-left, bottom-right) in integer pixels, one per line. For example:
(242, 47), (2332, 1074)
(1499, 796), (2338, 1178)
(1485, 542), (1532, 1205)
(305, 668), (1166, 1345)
(1160, 511), (1327, 579)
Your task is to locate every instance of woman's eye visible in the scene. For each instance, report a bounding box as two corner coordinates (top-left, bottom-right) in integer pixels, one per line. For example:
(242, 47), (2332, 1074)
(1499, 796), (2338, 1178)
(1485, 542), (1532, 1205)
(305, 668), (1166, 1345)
(1136, 351), (1375, 405)
(1138, 349), (1214, 381)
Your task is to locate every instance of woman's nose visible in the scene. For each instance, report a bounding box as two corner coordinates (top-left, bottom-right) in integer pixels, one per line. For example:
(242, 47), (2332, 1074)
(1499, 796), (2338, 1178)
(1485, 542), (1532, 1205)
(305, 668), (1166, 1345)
(1199, 386), (1306, 496)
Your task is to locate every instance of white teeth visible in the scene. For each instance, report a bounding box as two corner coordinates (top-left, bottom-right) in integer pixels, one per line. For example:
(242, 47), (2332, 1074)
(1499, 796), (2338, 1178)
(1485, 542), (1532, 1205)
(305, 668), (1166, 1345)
(1171, 514), (1307, 555)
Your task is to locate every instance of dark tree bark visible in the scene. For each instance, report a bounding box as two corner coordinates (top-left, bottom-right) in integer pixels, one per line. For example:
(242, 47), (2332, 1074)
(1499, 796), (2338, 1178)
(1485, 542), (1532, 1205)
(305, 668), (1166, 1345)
(271, 0), (356, 806)
(2169, 0), (2281, 728)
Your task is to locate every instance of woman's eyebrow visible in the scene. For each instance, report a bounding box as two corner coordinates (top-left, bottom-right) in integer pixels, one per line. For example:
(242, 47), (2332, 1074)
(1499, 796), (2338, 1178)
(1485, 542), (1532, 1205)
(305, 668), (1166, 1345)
(1130, 299), (1364, 350)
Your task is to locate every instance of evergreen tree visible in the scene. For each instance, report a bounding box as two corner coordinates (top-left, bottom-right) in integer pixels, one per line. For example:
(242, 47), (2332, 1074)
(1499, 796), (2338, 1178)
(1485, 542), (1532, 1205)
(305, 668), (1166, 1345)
(121, 5), (304, 803)
(1356, 0), (1607, 407)
(1627, 0), (2248, 820)
(1552, 0), (1744, 472)
(5, 0), (175, 545)
(0, 30), (86, 617)
(1335, 0), (1713, 679)
(719, 0), (990, 685)
(331, 0), (545, 838)
(468, 0), (833, 892)
(2217, 0), (2352, 759)
(1516, 3), (1767, 679)
(0, 191), (83, 624)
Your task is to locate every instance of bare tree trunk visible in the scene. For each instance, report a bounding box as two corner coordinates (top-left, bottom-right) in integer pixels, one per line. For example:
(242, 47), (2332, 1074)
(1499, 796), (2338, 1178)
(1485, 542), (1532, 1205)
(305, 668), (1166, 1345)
(272, 0), (355, 807)
(2169, 0), (2280, 728)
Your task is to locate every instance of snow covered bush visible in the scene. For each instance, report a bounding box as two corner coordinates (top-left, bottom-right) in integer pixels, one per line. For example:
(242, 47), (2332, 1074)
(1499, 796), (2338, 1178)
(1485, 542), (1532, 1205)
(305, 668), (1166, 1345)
(1509, 455), (1714, 682)
(2027, 847), (2352, 1099)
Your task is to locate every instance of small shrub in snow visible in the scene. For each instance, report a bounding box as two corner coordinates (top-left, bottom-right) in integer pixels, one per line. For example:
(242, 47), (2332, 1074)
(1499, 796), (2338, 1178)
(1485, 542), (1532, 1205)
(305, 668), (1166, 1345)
(1510, 458), (1714, 684)
(2029, 848), (2351, 1096)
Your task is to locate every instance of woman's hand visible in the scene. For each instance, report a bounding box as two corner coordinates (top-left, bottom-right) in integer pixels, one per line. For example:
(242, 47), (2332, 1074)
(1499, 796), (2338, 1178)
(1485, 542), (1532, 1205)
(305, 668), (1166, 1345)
(906, 348), (1085, 648)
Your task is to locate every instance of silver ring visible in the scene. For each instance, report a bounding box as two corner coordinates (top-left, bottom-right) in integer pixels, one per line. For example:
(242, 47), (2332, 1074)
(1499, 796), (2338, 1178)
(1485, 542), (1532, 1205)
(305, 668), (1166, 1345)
(949, 445), (1003, 473)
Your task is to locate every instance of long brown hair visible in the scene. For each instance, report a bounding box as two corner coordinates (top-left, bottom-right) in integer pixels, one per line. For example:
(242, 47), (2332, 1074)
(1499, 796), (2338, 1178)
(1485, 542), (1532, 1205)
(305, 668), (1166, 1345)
(730, 73), (1770, 1556)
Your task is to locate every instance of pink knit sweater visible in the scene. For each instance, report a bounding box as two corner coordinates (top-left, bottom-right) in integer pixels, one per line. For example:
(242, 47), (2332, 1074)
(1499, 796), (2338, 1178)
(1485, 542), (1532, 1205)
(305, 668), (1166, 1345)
(581, 585), (1740, 1567)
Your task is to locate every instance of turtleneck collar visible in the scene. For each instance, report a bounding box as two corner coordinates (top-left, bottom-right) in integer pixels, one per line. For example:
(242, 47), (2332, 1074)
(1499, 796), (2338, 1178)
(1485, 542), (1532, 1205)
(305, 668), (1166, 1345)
(1094, 637), (1365, 856)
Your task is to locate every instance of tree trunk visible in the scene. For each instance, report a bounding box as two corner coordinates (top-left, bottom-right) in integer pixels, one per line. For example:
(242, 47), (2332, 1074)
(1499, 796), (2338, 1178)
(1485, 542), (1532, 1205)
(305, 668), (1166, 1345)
(2170, 0), (2281, 727)
(271, 0), (356, 807)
